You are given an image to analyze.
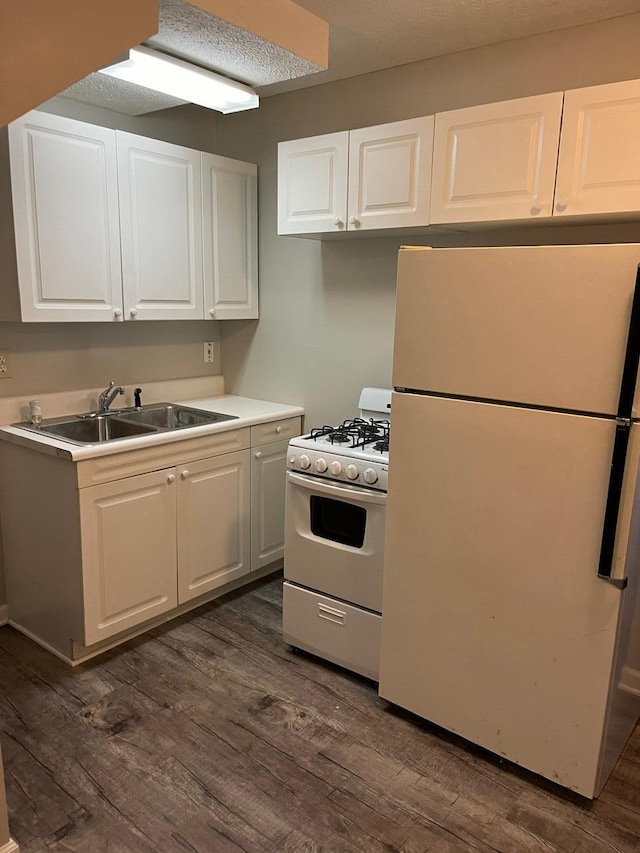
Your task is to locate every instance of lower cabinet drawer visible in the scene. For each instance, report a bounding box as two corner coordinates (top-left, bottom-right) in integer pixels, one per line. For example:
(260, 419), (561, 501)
(282, 581), (381, 680)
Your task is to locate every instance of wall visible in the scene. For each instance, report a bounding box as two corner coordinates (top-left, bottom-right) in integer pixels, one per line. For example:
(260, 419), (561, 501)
(212, 12), (640, 428)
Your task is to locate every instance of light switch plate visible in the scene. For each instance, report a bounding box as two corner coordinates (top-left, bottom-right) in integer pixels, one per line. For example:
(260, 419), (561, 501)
(203, 341), (214, 364)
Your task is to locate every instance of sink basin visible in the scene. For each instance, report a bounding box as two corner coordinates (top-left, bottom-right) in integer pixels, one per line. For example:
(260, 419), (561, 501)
(13, 402), (237, 446)
(24, 415), (157, 444)
(120, 403), (236, 430)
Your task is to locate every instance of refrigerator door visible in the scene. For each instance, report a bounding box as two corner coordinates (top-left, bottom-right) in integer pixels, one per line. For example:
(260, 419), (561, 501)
(379, 392), (631, 797)
(393, 244), (640, 416)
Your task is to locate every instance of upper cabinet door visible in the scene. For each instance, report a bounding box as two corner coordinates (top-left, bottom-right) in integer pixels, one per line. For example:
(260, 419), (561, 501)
(9, 111), (123, 322)
(117, 132), (204, 320)
(278, 131), (349, 234)
(202, 153), (258, 320)
(430, 92), (563, 224)
(347, 117), (434, 230)
(555, 79), (640, 218)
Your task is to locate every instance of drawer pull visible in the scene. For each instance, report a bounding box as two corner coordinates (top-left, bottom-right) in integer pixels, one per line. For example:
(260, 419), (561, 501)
(318, 603), (346, 625)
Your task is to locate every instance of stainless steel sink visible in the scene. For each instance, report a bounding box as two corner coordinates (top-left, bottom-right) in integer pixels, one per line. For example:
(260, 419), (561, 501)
(20, 414), (157, 444)
(13, 403), (237, 446)
(120, 403), (236, 430)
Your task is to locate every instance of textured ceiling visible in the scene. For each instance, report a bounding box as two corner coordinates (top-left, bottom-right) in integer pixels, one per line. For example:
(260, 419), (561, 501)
(61, 0), (324, 115)
(60, 0), (640, 115)
(262, 0), (640, 94)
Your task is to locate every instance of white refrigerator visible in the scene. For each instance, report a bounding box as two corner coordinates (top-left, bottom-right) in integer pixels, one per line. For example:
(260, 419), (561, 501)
(379, 244), (640, 798)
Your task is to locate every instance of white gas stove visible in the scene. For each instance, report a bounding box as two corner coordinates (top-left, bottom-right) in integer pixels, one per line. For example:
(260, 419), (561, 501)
(287, 388), (391, 492)
(283, 388), (391, 681)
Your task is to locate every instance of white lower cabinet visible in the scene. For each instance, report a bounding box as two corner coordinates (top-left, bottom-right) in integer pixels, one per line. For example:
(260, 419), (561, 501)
(249, 416), (303, 572)
(81, 450), (252, 644)
(251, 439), (289, 571)
(0, 416), (301, 663)
(80, 468), (178, 646)
(177, 450), (251, 603)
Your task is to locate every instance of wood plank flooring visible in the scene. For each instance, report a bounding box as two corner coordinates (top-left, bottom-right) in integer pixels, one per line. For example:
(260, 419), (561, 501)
(1, 574), (639, 852)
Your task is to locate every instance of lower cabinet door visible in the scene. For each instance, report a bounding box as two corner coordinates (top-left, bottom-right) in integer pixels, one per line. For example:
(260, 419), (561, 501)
(80, 469), (178, 646)
(177, 450), (251, 603)
(251, 438), (289, 571)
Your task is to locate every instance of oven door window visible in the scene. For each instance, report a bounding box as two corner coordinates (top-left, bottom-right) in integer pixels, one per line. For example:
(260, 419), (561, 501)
(310, 495), (366, 549)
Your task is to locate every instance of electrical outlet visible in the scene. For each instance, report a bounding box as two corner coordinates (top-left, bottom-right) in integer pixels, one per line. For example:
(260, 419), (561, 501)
(0, 349), (12, 379)
(203, 341), (215, 364)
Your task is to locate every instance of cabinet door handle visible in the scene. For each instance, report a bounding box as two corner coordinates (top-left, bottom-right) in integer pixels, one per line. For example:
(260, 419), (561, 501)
(255, 451), (262, 459)
(348, 215), (360, 227)
(276, 425), (283, 434)
(130, 308), (138, 318)
(114, 308), (122, 319)
(555, 197), (569, 212)
(167, 474), (176, 484)
(530, 196), (544, 215)
(333, 216), (344, 228)
(181, 470), (190, 480)
(209, 308), (216, 317)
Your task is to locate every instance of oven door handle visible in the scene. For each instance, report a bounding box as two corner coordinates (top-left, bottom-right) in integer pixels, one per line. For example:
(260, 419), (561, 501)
(287, 471), (387, 505)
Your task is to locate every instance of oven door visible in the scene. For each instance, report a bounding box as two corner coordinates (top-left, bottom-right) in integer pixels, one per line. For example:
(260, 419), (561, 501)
(284, 470), (386, 612)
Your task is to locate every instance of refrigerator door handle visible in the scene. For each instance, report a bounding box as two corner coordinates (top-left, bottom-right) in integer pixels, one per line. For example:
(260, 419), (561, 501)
(597, 265), (640, 590)
(598, 420), (630, 590)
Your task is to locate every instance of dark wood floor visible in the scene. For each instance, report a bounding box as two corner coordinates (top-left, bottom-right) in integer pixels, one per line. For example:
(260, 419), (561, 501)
(1, 575), (640, 852)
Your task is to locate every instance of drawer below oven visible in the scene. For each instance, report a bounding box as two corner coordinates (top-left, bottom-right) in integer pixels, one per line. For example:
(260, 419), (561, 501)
(282, 582), (381, 681)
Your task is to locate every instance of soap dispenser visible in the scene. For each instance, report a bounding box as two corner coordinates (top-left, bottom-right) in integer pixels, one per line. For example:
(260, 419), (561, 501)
(29, 400), (42, 425)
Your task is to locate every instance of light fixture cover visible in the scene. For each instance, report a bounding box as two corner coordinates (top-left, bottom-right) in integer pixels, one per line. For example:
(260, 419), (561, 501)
(98, 45), (259, 114)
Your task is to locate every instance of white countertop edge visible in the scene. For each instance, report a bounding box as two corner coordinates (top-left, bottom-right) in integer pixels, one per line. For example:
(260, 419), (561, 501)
(0, 394), (305, 461)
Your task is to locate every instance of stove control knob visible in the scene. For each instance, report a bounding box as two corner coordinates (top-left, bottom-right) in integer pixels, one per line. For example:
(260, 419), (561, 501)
(315, 458), (328, 473)
(363, 467), (378, 485)
(289, 456), (297, 465)
(329, 461), (342, 476)
(346, 464), (359, 480)
(299, 455), (311, 470)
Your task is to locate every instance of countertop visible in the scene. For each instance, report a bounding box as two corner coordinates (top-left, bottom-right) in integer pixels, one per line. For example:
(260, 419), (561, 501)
(0, 394), (305, 462)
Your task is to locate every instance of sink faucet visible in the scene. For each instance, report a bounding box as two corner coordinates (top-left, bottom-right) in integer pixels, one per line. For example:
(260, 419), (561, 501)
(98, 380), (125, 412)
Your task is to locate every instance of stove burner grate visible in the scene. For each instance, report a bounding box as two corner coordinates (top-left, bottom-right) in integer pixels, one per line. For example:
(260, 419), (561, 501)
(307, 417), (390, 449)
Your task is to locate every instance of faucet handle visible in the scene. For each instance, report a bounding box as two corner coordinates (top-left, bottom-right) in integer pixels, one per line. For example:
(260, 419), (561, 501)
(134, 387), (142, 408)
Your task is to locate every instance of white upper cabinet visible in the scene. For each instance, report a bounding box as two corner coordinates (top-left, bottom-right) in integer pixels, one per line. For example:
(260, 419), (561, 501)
(202, 153), (258, 320)
(555, 79), (640, 218)
(6, 113), (258, 322)
(430, 92), (564, 224)
(278, 119), (434, 235)
(8, 111), (124, 322)
(278, 131), (349, 234)
(117, 132), (204, 321)
(347, 117), (434, 231)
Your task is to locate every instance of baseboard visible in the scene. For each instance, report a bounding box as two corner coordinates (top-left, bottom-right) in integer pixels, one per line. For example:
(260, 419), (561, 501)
(0, 838), (20, 853)
(620, 664), (640, 696)
(0, 605), (8, 627)
(10, 563), (283, 666)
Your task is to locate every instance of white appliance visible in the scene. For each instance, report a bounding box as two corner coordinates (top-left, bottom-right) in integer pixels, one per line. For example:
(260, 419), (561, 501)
(283, 388), (391, 679)
(380, 244), (640, 799)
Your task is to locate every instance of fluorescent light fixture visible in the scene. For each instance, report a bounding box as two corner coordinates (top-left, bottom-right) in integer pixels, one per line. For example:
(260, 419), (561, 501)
(98, 45), (259, 114)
